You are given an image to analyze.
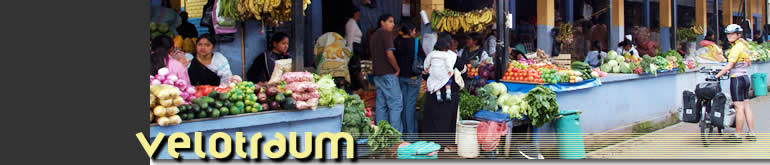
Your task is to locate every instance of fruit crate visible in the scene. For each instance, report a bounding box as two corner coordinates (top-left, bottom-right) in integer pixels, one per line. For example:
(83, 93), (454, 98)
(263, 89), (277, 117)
(553, 54), (572, 69)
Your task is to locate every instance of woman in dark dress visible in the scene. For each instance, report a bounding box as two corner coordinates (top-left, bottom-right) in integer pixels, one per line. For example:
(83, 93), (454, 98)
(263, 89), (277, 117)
(187, 33), (232, 86)
(247, 32), (291, 83)
(420, 32), (464, 152)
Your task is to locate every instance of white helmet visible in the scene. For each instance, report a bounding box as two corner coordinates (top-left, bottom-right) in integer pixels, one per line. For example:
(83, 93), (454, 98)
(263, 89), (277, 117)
(724, 24), (743, 34)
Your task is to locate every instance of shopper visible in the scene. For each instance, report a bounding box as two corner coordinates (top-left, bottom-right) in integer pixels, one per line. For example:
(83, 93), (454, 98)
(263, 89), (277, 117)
(176, 11), (199, 39)
(186, 33), (232, 86)
(460, 32), (490, 71)
(420, 32), (462, 152)
(698, 30), (726, 62)
(616, 39), (639, 59)
(393, 22), (424, 140)
(370, 14), (404, 132)
(714, 24), (756, 141)
(150, 35), (191, 85)
(345, 7), (365, 91)
(584, 40), (607, 68)
(484, 27), (498, 56)
(247, 32), (291, 83)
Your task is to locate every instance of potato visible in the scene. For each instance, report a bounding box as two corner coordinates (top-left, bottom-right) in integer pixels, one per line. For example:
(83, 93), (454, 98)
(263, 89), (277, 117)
(153, 106), (167, 117)
(157, 117), (170, 126)
(165, 106), (179, 116)
(168, 115), (182, 125)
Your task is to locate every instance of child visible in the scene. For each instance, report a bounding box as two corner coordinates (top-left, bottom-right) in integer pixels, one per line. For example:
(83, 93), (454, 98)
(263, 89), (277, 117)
(425, 33), (457, 103)
(584, 40), (607, 68)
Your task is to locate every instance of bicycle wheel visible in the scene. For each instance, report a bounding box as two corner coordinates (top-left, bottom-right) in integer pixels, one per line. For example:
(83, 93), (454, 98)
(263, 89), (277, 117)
(700, 114), (712, 147)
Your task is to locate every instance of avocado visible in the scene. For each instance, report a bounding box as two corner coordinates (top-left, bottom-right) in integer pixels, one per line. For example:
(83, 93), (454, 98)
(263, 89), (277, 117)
(197, 111), (208, 118)
(177, 105), (187, 113)
(282, 98), (296, 110)
(208, 91), (218, 98)
(187, 112), (195, 119)
(220, 107), (230, 116)
(224, 101), (231, 107)
(206, 107), (213, 113)
(219, 93), (229, 101)
(215, 101), (223, 108)
(211, 110), (221, 118)
(200, 102), (209, 109)
(236, 101), (245, 109)
(192, 104), (201, 112)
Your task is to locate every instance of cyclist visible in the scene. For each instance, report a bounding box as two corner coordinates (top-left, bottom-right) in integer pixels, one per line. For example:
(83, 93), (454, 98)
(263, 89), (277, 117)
(714, 24), (755, 141)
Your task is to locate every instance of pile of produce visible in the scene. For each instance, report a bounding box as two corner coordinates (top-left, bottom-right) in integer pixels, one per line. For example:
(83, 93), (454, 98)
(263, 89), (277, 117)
(150, 85), (185, 126)
(181, 81), (261, 120)
(532, 49), (553, 65)
(459, 90), (482, 120)
(467, 63), (495, 95)
(150, 22), (173, 40)
(748, 41), (770, 62)
(498, 93), (528, 120)
(676, 25), (703, 43)
(367, 120), (402, 152)
(600, 51), (633, 74)
(341, 94), (372, 139)
(280, 72), (319, 110)
(502, 61), (597, 84)
(151, 68), (196, 104)
(431, 8), (495, 32)
(230, 0), (311, 26)
(314, 74), (346, 107)
(523, 85), (559, 127)
(555, 23), (574, 45)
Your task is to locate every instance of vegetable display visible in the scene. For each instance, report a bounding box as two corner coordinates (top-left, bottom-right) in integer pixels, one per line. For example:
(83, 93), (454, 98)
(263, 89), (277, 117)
(523, 85), (559, 127)
(315, 74), (346, 107)
(499, 93), (528, 120)
(459, 90), (482, 120)
(150, 85), (185, 126)
(151, 67), (196, 104)
(367, 121), (402, 152)
(342, 94), (372, 139)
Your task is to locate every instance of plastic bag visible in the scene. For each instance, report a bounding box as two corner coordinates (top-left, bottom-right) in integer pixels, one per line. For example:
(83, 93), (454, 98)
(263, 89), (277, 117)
(476, 121), (508, 152)
(267, 59), (293, 85)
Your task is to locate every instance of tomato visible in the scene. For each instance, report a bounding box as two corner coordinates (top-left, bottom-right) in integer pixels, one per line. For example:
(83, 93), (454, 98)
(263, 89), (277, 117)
(527, 77), (533, 82)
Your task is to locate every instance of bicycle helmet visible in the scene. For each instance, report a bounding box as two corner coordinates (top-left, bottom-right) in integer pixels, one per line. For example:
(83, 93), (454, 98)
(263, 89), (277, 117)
(724, 24), (743, 34)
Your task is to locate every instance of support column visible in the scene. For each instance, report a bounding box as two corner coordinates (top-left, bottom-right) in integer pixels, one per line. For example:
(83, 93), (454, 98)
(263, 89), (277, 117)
(644, 0), (651, 27)
(660, 0), (672, 52)
(565, 0), (574, 24)
(609, 0), (624, 51)
(724, 0), (733, 26)
(511, 0), (516, 30)
(537, 0), (555, 55)
(696, 0), (707, 29)
(291, 0), (305, 70)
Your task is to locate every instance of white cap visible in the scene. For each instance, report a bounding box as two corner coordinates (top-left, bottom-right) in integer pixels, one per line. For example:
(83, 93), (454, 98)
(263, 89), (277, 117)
(725, 24), (743, 34)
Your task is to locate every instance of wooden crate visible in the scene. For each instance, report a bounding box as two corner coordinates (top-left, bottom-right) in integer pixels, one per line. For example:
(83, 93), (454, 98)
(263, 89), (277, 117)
(553, 54), (572, 68)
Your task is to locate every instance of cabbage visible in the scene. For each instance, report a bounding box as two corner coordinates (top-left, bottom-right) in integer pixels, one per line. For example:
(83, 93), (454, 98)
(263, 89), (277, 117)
(612, 65), (621, 73)
(497, 94), (510, 106)
(607, 60), (619, 67)
(615, 56), (625, 63)
(600, 64), (612, 72)
(485, 82), (508, 97)
(620, 63), (631, 73)
(608, 50), (618, 58)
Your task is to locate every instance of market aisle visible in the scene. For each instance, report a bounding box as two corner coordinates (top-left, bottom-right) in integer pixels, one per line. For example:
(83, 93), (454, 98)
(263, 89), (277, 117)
(586, 96), (770, 159)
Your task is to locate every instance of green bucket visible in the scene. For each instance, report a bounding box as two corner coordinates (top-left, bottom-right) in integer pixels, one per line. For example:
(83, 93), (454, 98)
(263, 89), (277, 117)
(554, 110), (586, 159)
(752, 73), (767, 96)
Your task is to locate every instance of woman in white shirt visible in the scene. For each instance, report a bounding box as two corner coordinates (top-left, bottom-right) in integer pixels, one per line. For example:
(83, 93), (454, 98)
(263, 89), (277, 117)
(185, 33), (233, 86)
(616, 39), (640, 59)
(345, 7), (363, 52)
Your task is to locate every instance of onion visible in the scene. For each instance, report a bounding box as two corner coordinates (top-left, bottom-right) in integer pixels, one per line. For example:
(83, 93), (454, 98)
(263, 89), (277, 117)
(186, 87), (196, 94)
(179, 92), (189, 99)
(150, 75), (155, 80)
(174, 79), (187, 88)
(156, 74), (166, 81)
(151, 79), (162, 86)
(158, 67), (170, 76)
(162, 80), (175, 85)
(167, 75), (179, 82)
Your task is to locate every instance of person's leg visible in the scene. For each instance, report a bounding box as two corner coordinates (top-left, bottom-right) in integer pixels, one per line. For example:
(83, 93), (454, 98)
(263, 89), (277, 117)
(398, 77), (413, 141)
(381, 74), (404, 132)
(403, 77), (421, 140)
(734, 101), (745, 135)
(743, 76), (755, 135)
(373, 76), (389, 124)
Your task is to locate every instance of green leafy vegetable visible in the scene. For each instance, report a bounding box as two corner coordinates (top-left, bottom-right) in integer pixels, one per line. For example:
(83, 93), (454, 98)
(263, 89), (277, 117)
(367, 120), (402, 152)
(459, 90), (482, 120)
(523, 86), (559, 127)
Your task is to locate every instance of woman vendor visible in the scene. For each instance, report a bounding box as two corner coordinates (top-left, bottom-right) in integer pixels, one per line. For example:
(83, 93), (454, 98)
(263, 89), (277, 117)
(185, 33), (233, 86)
(247, 32), (291, 82)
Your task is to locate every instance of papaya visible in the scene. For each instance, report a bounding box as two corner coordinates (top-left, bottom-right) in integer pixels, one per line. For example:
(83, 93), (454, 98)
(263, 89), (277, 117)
(173, 36), (183, 48)
(182, 38), (196, 53)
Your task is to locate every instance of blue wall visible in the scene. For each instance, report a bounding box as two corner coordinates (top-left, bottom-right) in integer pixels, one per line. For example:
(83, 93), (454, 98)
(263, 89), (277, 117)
(534, 62), (770, 134)
(216, 21), (268, 79)
(352, 0), (402, 42)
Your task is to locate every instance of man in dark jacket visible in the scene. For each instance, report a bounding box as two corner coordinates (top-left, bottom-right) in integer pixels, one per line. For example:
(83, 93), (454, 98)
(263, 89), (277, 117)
(176, 11), (199, 39)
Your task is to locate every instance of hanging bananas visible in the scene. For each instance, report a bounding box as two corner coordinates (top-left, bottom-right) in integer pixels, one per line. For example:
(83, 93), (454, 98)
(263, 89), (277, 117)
(222, 0), (310, 26)
(431, 8), (496, 33)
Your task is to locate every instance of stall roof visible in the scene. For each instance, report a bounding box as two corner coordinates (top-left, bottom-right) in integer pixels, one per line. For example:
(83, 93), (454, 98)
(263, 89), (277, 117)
(624, 0), (722, 13)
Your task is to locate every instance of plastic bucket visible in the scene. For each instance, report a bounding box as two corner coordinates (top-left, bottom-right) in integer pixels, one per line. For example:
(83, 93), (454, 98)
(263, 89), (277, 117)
(456, 120), (480, 158)
(553, 111), (586, 159)
(752, 73), (767, 96)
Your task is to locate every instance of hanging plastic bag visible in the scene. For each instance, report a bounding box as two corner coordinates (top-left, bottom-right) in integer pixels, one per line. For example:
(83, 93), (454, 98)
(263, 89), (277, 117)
(476, 120), (508, 152)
